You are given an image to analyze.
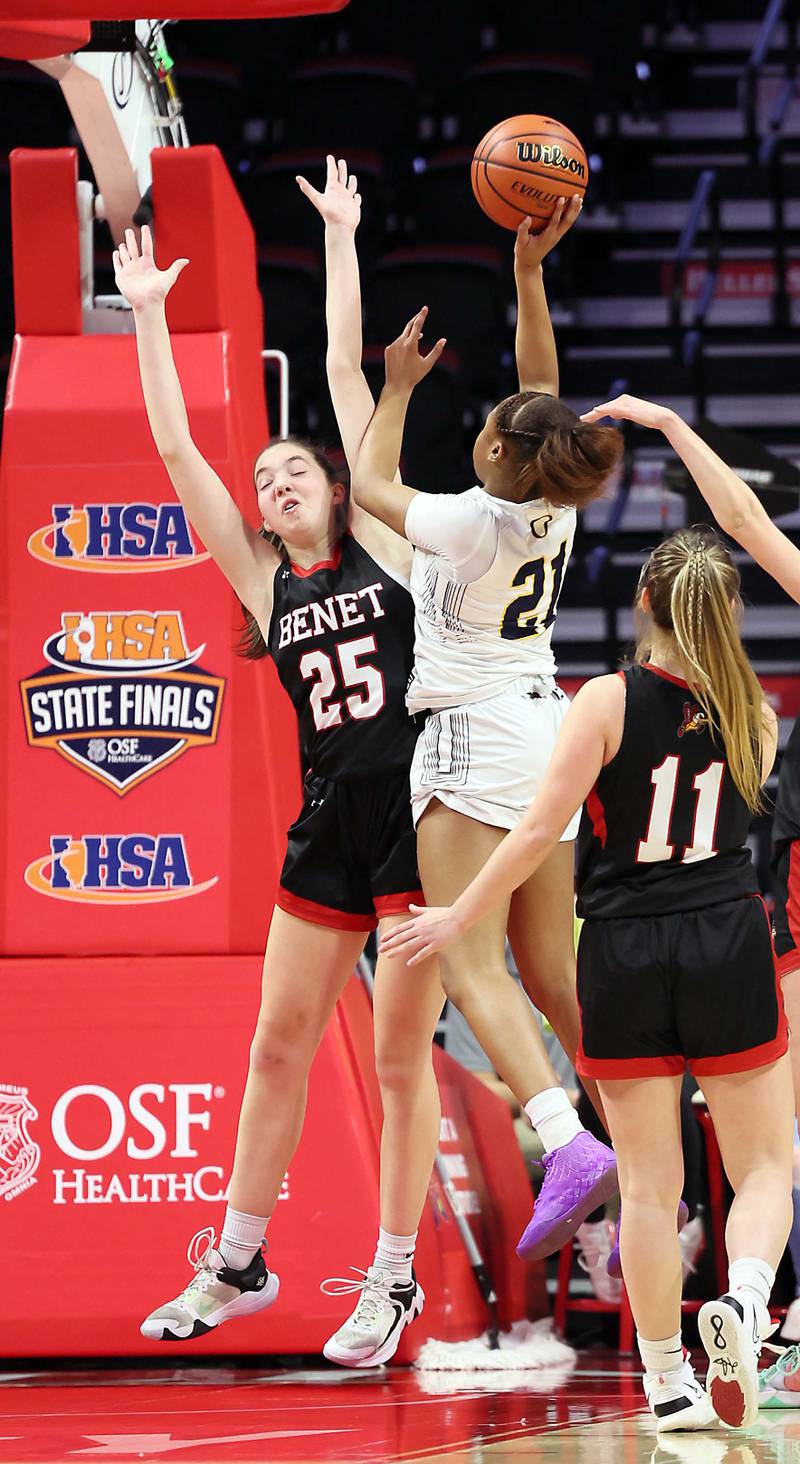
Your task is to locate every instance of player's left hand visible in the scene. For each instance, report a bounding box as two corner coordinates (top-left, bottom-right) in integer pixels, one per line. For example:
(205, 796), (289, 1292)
(383, 308), (446, 393)
(514, 194), (582, 271)
(378, 903), (462, 965)
(296, 154), (361, 231)
(580, 393), (675, 432)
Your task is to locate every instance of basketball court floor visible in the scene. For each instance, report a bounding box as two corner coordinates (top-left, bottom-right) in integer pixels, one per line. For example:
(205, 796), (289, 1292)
(1, 1354), (795, 1463)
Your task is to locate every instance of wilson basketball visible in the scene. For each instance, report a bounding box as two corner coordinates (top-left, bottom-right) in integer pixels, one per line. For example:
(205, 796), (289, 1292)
(471, 114), (589, 232)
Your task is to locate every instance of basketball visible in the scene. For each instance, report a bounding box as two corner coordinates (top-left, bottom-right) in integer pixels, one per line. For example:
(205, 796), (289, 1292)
(471, 114), (589, 232)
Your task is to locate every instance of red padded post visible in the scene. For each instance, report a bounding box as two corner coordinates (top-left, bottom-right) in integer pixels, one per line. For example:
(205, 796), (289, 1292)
(0, 20), (89, 56)
(11, 149), (82, 335)
(0, 3), (349, 17)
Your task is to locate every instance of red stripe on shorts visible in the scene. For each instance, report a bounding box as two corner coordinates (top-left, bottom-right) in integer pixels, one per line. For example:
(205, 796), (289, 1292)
(374, 890), (424, 919)
(276, 886), (376, 932)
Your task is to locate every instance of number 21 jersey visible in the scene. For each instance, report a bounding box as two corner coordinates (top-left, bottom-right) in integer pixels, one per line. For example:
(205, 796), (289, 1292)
(576, 663), (759, 919)
(404, 487), (575, 713)
(268, 534), (418, 780)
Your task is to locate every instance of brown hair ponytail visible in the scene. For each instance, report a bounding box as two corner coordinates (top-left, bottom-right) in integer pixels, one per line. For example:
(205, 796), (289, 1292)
(636, 527), (766, 812)
(495, 392), (623, 509)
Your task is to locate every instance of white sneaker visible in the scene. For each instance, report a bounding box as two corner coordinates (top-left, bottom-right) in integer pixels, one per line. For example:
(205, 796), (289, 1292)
(644, 1355), (718, 1433)
(679, 1215), (705, 1285)
(576, 1219), (622, 1304)
(699, 1291), (772, 1428)
(140, 1227), (279, 1341)
(781, 1295), (800, 1343)
(321, 1265), (424, 1367)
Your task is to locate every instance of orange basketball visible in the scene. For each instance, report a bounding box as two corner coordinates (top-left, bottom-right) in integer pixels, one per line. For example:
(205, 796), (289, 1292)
(471, 114), (589, 232)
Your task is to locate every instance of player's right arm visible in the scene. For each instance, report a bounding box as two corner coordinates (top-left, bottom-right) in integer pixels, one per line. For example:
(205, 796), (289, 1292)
(582, 393), (800, 606)
(114, 225), (279, 623)
(514, 196), (581, 395)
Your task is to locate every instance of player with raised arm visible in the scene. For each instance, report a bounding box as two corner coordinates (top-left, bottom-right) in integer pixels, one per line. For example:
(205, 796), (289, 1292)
(352, 207), (624, 1260)
(580, 394), (800, 1138)
(382, 527), (793, 1433)
(118, 158), (445, 1367)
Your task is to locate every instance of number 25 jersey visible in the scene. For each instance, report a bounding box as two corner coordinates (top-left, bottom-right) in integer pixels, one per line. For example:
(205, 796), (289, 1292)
(576, 663), (759, 919)
(404, 486), (575, 713)
(268, 533), (418, 781)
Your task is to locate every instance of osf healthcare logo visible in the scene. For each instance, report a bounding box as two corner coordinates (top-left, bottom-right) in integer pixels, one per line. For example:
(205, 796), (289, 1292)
(20, 609), (224, 793)
(2, 1082), (220, 1206)
(0, 1085), (41, 1201)
(27, 503), (210, 573)
(24, 833), (218, 905)
(1, 1080), (291, 1207)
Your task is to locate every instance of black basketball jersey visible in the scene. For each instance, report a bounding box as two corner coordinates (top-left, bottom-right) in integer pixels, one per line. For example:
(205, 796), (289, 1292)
(772, 712), (800, 861)
(576, 663), (759, 919)
(268, 533), (418, 781)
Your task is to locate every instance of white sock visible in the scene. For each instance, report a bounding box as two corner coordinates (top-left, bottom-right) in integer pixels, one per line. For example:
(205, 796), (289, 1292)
(638, 1330), (684, 1379)
(524, 1087), (583, 1155)
(219, 1206), (269, 1270)
(373, 1227), (417, 1283)
(728, 1256), (775, 1314)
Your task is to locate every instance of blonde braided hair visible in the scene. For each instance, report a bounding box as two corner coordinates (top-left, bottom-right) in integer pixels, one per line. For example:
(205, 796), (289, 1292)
(636, 527), (766, 812)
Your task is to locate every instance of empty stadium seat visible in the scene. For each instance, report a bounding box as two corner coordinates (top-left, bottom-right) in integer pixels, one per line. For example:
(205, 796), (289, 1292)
(453, 53), (594, 153)
(279, 56), (419, 154)
(366, 246), (507, 392)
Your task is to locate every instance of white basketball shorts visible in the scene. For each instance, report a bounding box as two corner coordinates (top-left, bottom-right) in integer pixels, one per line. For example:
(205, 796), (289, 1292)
(409, 675), (580, 838)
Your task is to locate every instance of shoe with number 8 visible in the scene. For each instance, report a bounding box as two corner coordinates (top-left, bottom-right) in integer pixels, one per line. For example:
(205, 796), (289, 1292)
(699, 1292), (770, 1428)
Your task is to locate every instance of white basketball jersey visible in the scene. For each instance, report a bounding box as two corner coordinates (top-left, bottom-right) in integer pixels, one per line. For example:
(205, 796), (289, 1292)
(404, 485), (576, 713)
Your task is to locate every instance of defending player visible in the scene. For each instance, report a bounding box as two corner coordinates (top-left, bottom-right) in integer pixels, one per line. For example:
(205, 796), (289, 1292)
(382, 527), (794, 1432)
(352, 223), (623, 1258)
(116, 167), (445, 1366)
(581, 391), (800, 1132)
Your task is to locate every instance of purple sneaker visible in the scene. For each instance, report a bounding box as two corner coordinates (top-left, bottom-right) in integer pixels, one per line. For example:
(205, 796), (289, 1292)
(606, 1199), (690, 1278)
(516, 1131), (618, 1261)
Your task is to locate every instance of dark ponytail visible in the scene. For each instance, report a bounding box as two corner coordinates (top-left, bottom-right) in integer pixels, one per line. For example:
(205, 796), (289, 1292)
(237, 436), (348, 662)
(495, 392), (622, 509)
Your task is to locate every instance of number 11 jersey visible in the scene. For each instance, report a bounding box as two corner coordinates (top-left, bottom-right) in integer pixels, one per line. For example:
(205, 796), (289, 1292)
(576, 662), (758, 919)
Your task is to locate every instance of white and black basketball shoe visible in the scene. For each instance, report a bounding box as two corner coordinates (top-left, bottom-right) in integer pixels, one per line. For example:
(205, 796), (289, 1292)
(140, 1227), (279, 1342)
(644, 1354), (718, 1434)
(321, 1265), (425, 1367)
(699, 1292), (772, 1428)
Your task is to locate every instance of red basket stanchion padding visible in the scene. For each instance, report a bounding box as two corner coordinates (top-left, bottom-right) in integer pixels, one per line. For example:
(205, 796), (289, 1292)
(11, 148), (82, 334)
(0, 19), (89, 57)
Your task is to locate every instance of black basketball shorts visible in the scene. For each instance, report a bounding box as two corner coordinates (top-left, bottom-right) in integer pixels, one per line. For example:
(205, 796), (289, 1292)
(276, 767), (423, 932)
(576, 895), (789, 1080)
(772, 841), (800, 979)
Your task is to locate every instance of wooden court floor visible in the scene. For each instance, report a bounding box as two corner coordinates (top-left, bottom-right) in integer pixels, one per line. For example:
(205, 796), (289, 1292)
(1, 1352), (797, 1463)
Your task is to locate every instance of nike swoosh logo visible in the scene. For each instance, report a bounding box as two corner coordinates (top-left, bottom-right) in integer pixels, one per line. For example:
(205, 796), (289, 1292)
(382, 1303), (405, 1346)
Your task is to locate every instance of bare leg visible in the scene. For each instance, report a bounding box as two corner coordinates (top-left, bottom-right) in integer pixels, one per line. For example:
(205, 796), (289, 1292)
(598, 1074), (685, 1339)
(229, 909), (367, 1216)
(702, 1054), (795, 1272)
(508, 840), (608, 1134)
(417, 799), (560, 1104)
(781, 966), (800, 1120)
(373, 920), (445, 1235)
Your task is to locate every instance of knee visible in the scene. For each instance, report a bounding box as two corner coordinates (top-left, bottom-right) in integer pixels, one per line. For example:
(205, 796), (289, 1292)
(375, 1043), (435, 1096)
(249, 1014), (313, 1080)
(437, 957), (499, 1013)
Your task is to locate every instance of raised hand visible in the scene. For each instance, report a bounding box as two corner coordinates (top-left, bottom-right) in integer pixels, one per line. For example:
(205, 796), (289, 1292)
(296, 153), (362, 231)
(378, 904), (462, 967)
(514, 194), (582, 272)
(580, 393), (674, 431)
(113, 225), (189, 311)
(384, 307), (446, 393)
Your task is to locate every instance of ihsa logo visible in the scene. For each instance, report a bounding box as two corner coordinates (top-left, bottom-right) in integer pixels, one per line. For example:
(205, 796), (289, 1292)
(27, 503), (209, 573)
(24, 834), (218, 905)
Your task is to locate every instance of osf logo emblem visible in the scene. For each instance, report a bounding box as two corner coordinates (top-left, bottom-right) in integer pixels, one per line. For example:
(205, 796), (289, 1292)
(0, 1085), (41, 1201)
(20, 609), (224, 794)
(27, 503), (210, 573)
(24, 833), (218, 905)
